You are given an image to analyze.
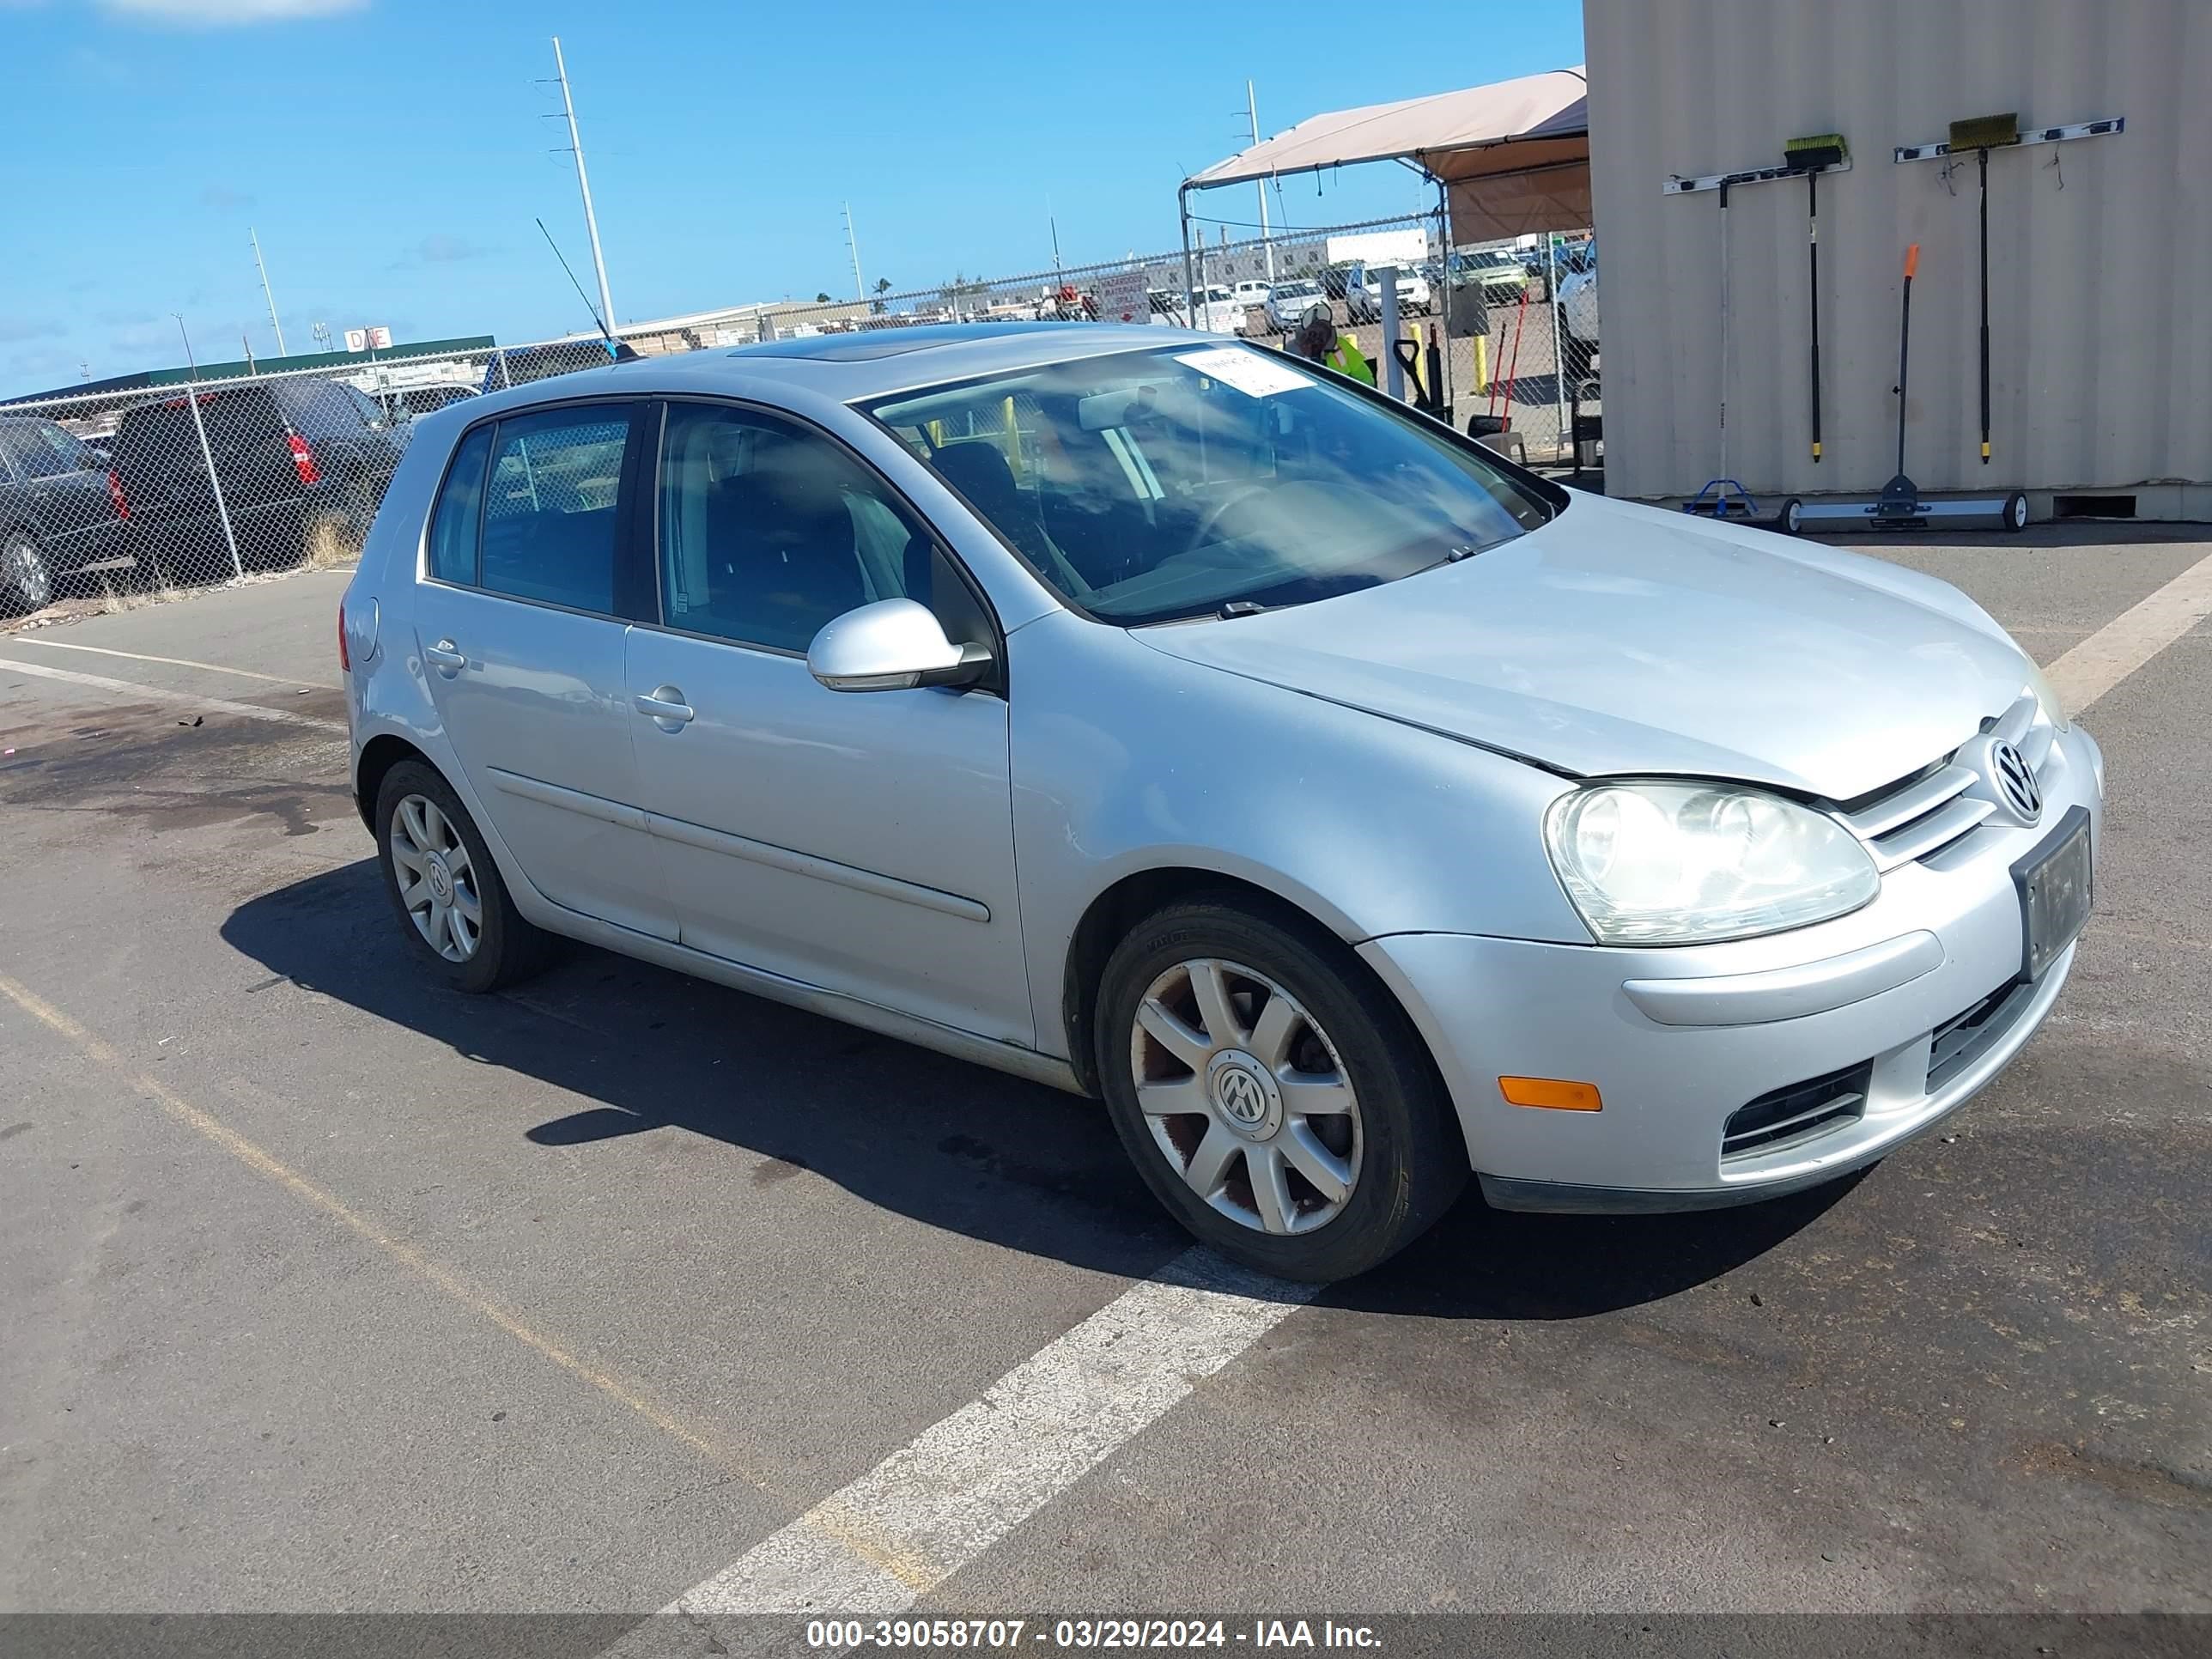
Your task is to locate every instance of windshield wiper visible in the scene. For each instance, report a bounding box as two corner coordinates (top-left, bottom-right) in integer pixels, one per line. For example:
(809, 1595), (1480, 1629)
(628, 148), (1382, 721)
(1216, 600), (1269, 619)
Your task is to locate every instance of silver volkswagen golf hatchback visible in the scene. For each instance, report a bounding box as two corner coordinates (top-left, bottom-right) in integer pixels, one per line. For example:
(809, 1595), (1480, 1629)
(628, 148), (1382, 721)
(341, 324), (2100, 1281)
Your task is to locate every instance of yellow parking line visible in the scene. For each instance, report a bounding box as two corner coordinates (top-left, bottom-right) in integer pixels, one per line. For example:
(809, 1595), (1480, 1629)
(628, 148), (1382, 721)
(2045, 546), (2212, 715)
(0, 969), (782, 1499)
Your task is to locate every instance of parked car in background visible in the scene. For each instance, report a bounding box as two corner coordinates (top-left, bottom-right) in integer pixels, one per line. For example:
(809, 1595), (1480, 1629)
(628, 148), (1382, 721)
(1557, 240), (1599, 357)
(342, 322), (2098, 1282)
(0, 415), (129, 614)
(1146, 286), (1244, 335)
(108, 375), (411, 581)
(1346, 261), (1433, 322)
(1449, 247), (1532, 307)
(1261, 280), (1330, 334)
(479, 337), (640, 394)
(379, 384), (480, 422)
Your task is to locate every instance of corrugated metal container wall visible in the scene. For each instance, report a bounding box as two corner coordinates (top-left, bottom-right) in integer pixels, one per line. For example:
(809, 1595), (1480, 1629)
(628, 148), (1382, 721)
(1585, 0), (2212, 514)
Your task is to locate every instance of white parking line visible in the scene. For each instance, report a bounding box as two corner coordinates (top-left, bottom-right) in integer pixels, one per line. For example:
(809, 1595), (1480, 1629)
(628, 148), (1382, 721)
(667, 1251), (1313, 1618)
(2045, 545), (2212, 715)
(0, 655), (346, 733)
(3, 635), (338, 690)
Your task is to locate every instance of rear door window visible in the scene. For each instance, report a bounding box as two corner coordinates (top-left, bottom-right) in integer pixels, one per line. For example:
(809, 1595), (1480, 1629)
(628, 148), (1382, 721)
(478, 405), (634, 613)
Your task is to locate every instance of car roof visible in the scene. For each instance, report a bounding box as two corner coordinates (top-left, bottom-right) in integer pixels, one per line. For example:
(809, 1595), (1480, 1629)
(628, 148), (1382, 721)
(455, 322), (1225, 419)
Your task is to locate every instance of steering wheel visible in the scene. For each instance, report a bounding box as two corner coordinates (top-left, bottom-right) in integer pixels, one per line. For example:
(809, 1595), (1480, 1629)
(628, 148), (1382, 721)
(1185, 480), (1346, 554)
(1183, 483), (1273, 554)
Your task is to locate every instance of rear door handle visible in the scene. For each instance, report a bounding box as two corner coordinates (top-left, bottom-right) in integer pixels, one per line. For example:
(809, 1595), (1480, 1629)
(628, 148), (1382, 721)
(423, 639), (466, 675)
(635, 685), (694, 727)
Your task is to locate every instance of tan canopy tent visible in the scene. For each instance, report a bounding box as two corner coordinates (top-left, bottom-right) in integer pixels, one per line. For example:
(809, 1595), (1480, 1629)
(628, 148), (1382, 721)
(1179, 65), (1591, 248)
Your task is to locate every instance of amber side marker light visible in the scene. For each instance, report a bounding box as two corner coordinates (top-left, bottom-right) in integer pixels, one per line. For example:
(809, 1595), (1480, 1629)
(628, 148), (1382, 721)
(1499, 1077), (1603, 1112)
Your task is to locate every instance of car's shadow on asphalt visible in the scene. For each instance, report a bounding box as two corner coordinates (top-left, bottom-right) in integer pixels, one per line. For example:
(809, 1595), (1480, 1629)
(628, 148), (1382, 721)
(223, 859), (1851, 1320)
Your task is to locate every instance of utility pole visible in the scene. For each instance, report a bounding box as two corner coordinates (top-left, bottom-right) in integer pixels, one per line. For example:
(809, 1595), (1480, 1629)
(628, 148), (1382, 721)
(1248, 79), (1273, 282)
(550, 37), (617, 334)
(843, 203), (865, 303)
(250, 227), (288, 356)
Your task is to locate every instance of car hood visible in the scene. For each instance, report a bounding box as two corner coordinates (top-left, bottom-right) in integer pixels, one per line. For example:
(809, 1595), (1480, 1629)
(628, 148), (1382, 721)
(1134, 492), (2036, 802)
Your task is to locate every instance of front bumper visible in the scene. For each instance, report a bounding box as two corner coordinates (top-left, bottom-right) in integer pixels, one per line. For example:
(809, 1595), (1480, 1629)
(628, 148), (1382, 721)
(1359, 724), (2103, 1212)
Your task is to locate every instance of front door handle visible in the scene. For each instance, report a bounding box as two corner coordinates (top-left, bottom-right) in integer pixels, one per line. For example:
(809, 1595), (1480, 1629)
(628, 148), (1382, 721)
(635, 685), (694, 727)
(423, 639), (465, 676)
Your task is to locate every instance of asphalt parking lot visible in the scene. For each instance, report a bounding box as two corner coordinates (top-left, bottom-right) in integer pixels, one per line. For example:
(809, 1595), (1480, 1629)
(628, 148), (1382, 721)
(1, 527), (2207, 1650)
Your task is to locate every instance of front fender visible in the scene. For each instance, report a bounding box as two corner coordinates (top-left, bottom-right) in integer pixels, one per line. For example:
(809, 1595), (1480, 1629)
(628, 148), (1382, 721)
(1007, 611), (1589, 1061)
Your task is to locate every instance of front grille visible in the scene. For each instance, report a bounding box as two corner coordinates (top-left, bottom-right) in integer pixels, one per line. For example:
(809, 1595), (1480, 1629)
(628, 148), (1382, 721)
(1837, 692), (2054, 871)
(1722, 1061), (1872, 1159)
(1926, 978), (2033, 1091)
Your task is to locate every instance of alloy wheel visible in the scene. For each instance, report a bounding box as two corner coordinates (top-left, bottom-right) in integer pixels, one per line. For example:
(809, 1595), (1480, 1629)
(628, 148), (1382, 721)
(388, 793), (482, 963)
(6, 538), (52, 611)
(1128, 957), (1363, 1236)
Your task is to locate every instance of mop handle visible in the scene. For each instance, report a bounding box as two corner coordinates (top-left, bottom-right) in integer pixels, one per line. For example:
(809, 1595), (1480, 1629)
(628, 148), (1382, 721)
(1896, 245), (1919, 478)
(1978, 148), (1992, 463)
(1808, 172), (1821, 461)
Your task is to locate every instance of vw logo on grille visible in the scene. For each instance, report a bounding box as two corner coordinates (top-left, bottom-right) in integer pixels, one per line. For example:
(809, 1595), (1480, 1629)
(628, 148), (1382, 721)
(1990, 740), (2042, 823)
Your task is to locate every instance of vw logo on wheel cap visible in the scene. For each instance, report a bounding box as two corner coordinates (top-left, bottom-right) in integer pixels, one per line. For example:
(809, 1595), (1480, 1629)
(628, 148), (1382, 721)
(1217, 1068), (1267, 1125)
(1990, 740), (2041, 823)
(1205, 1049), (1285, 1141)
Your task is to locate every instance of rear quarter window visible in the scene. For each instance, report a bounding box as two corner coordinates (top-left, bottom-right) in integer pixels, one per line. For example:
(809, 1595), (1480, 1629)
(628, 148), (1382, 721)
(427, 424), (493, 584)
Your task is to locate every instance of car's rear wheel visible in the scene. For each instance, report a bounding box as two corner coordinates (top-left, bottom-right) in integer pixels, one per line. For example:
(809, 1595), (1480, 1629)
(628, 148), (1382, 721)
(2, 532), (52, 615)
(1095, 899), (1464, 1281)
(374, 760), (553, 994)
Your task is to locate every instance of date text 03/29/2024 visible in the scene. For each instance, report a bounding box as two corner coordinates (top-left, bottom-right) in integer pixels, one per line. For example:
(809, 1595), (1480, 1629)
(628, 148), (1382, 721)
(803, 1619), (1383, 1650)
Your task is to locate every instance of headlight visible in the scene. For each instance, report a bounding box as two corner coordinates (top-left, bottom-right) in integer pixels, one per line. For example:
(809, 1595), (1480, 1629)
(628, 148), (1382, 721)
(2022, 659), (2070, 732)
(1544, 781), (1880, 945)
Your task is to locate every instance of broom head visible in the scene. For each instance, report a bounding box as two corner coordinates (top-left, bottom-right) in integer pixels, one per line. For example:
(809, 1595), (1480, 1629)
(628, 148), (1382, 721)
(1784, 132), (1849, 171)
(1949, 112), (2021, 150)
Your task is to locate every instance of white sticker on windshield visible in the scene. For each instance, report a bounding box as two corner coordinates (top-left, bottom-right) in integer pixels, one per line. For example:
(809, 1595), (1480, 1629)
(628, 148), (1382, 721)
(1173, 347), (1315, 398)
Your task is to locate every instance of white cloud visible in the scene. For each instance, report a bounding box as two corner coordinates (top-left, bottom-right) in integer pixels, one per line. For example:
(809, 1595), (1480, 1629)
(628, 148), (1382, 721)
(94, 0), (368, 23)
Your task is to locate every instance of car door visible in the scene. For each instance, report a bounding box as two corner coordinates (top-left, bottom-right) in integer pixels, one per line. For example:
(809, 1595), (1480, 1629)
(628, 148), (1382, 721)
(1, 422), (109, 574)
(622, 399), (1032, 1044)
(410, 400), (678, 942)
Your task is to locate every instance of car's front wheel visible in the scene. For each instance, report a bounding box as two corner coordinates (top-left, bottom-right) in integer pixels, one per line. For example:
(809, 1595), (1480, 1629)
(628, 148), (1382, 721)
(374, 759), (553, 993)
(1096, 899), (1465, 1281)
(3, 532), (53, 615)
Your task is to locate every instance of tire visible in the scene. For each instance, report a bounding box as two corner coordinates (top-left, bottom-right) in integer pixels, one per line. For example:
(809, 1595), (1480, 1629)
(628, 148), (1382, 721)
(2003, 491), (2030, 532)
(1094, 898), (1465, 1281)
(374, 759), (555, 994)
(1780, 497), (1804, 536)
(2, 532), (53, 616)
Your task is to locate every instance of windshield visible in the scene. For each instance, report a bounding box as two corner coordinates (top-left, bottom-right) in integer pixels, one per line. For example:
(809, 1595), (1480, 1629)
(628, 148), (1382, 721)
(860, 343), (1552, 626)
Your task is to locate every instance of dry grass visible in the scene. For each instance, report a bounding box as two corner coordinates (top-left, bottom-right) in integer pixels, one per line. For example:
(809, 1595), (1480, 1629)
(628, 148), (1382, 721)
(302, 514), (365, 572)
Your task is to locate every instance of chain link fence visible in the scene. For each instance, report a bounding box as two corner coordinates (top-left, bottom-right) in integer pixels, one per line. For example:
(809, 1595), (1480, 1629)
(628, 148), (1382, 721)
(0, 216), (1593, 623)
(707, 214), (1596, 470)
(0, 337), (623, 617)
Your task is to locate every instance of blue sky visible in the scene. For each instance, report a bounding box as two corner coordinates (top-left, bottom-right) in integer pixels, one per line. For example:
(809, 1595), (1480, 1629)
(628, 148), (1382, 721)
(0, 0), (1583, 397)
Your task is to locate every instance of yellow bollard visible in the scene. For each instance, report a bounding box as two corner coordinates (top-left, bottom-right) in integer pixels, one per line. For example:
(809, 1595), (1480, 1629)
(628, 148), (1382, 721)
(1002, 395), (1022, 479)
(1473, 334), (1489, 396)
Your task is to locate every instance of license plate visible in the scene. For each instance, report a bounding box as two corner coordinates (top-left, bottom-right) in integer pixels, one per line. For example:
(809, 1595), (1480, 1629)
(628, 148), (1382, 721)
(2014, 808), (2093, 981)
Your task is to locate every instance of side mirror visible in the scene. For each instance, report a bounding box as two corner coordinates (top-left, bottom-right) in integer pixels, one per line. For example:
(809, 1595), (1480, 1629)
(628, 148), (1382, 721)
(807, 598), (993, 694)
